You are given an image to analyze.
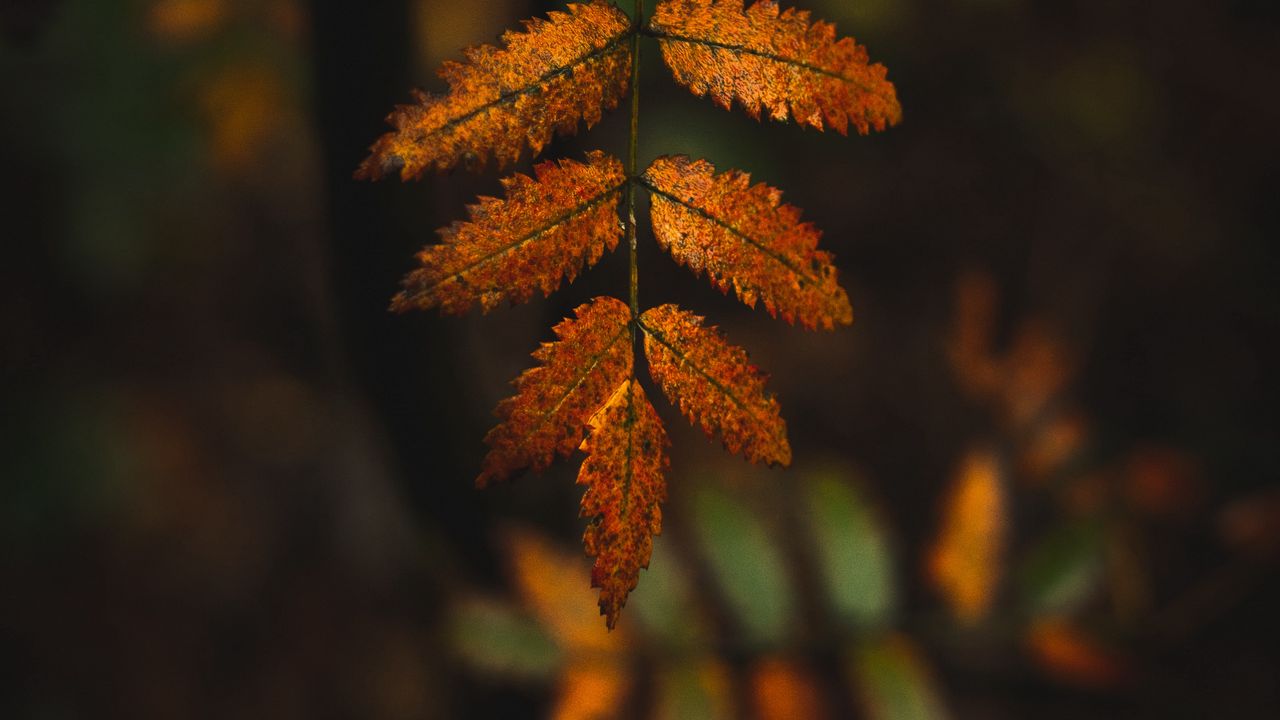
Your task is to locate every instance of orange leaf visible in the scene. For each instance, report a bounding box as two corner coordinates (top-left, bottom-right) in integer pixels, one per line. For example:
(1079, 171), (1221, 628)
(578, 379), (670, 629)
(392, 152), (626, 314)
(642, 155), (852, 330)
(639, 304), (791, 465)
(648, 0), (901, 134)
(753, 658), (828, 720)
(1026, 618), (1128, 688)
(479, 297), (633, 487)
(504, 527), (630, 653)
(356, 0), (631, 179)
(552, 661), (632, 720)
(927, 449), (1006, 622)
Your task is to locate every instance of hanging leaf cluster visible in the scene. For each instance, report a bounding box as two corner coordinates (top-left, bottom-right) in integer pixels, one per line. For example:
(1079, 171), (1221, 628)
(358, 0), (901, 629)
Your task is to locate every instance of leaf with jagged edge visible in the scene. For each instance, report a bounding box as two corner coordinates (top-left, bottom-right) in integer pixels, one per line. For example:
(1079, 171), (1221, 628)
(578, 379), (670, 629)
(649, 0), (901, 134)
(392, 152), (626, 315)
(642, 155), (852, 330)
(478, 297), (633, 487)
(640, 304), (791, 466)
(356, 0), (632, 179)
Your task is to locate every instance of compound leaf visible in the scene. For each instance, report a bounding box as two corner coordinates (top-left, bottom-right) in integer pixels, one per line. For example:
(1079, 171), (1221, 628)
(649, 0), (901, 134)
(357, 0), (632, 179)
(392, 151), (626, 314)
(578, 379), (670, 629)
(642, 155), (852, 330)
(640, 304), (790, 465)
(479, 296), (633, 487)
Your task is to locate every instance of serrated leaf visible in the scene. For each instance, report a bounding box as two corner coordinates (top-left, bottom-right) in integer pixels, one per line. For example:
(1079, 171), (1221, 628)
(693, 486), (795, 645)
(356, 0), (632, 179)
(804, 468), (895, 628)
(642, 155), (852, 330)
(392, 151), (626, 315)
(578, 379), (670, 629)
(649, 0), (901, 134)
(640, 304), (791, 466)
(479, 297), (633, 487)
(850, 635), (950, 720)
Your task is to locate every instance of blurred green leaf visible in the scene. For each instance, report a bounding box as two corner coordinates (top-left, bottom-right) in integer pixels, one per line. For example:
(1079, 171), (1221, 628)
(850, 634), (950, 720)
(654, 659), (734, 720)
(450, 598), (561, 681)
(1017, 519), (1104, 616)
(693, 485), (795, 646)
(804, 467), (896, 629)
(627, 535), (706, 646)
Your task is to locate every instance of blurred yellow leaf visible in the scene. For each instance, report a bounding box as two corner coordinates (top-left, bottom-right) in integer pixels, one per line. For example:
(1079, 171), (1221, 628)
(552, 661), (630, 720)
(197, 63), (287, 174)
(148, 0), (228, 44)
(505, 527), (630, 654)
(927, 449), (1005, 622)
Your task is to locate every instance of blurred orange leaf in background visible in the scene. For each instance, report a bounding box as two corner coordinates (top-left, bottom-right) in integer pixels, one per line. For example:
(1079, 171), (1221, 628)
(927, 448), (1006, 622)
(753, 657), (828, 720)
(1025, 618), (1128, 689)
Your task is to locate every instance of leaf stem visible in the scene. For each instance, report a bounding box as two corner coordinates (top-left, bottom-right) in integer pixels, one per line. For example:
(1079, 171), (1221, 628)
(626, 0), (643, 328)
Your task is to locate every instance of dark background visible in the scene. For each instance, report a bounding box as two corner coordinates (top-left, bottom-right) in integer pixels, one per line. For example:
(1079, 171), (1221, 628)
(3, 0), (1278, 717)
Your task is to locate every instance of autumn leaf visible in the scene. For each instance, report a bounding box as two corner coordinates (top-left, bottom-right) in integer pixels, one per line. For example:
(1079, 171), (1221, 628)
(927, 449), (1006, 622)
(640, 304), (790, 465)
(753, 658), (828, 720)
(1025, 618), (1128, 688)
(577, 379), (670, 629)
(642, 155), (852, 330)
(502, 530), (634, 718)
(648, 0), (901, 134)
(479, 297), (633, 487)
(356, 0), (632, 179)
(391, 151), (626, 314)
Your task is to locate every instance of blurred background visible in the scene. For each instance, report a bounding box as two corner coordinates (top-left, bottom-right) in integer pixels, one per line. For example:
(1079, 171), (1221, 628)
(3, 0), (1279, 717)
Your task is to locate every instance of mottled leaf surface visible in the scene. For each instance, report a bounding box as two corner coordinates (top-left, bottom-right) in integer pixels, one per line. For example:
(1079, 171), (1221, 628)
(649, 0), (901, 133)
(640, 304), (790, 465)
(643, 155), (852, 329)
(578, 379), (670, 629)
(479, 297), (633, 487)
(393, 152), (625, 314)
(357, 0), (631, 179)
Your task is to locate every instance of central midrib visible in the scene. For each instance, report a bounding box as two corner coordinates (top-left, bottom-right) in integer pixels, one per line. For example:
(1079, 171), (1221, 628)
(422, 31), (633, 138)
(641, 181), (841, 302)
(406, 181), (627, 298)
